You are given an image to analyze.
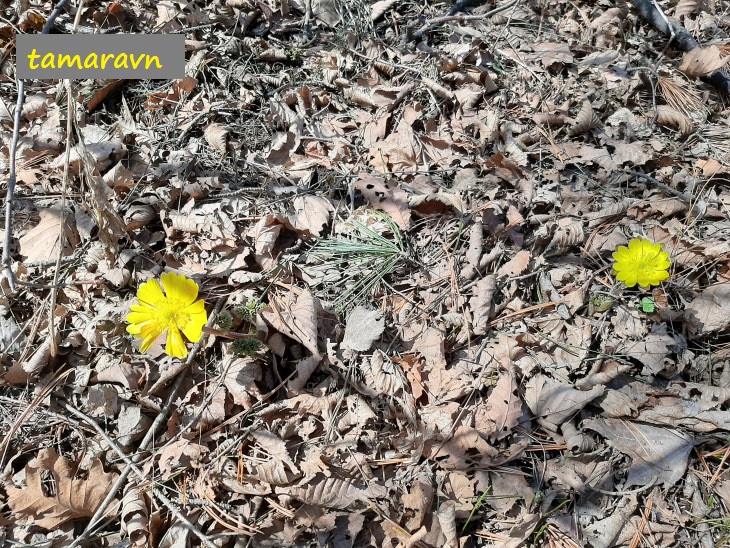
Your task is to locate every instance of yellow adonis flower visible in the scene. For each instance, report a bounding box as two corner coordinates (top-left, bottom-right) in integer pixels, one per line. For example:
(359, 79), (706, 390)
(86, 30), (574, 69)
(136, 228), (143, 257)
(612, 238), (671, 289)
(126, 272), (207, 358)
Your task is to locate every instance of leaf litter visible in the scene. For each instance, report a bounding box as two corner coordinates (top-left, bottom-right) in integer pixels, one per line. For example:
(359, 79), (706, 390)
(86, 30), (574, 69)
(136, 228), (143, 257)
(3, 0), (730, 546)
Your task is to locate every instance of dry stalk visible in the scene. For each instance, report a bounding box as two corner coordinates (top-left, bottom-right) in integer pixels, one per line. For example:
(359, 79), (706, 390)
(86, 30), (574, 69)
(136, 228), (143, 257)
(412, 0), (520, 38)
(2, 0), (71, 291)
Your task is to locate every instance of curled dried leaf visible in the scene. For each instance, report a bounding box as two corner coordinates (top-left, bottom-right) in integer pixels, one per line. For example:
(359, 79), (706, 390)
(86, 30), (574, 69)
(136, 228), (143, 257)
(544, 220), (585, 257)
(161, 211), (203, 234)
(371, 0), (398, 21)
(204, 123), (229, 155)
(124, 204), (156, 231)
(568, 100), (602, 136)
(502, 138), (528, 166)
(422, 77), (455, 102)
(649, 105), (694, 136)
(674, 0), (703, 18)
(121, 487), (149, 548)
(372, 59), (395, 76)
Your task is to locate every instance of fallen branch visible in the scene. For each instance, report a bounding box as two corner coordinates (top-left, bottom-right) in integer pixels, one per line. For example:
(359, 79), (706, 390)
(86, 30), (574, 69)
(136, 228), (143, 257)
(411, 0), (520, 40)
(2, 0), (71, 292)
(629, 0), (730, 94)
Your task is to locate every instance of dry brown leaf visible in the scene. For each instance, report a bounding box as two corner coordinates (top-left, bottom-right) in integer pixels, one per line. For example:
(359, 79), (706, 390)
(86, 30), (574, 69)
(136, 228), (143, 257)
(502, 138), (528, 166)
(649, 105), (694, 135)
(524, 374), (604, 432)
(263, 289), (322, 393)
(371, 0), (398, 21)
(679, 45), (730, 77)
(245, 430), (301, 485)
(401, 478), (434, 531)
(470, 274), (496, 336)
(437, 500), (458, 548)
(353, 175), (411, 230)
(261, 390), (341, 417)
(568, 100), (602, 136)
(685, 283), (730, 337)
(422, 77), (455, 102)
(222, 354), (262, 410)
(476, 364), (522, 442)
(628, 198), (688, 220)
(121, 487), (149, 548)
(497, 250), (531, 278)
(342, 306), (385, 352)
(157, 440), (208, 481)
(635, 386), (730, 432)
(583, 418), (693, 487)
(2, 332), (59, 385)
(529, 42), (574, 67)
(248, 214), (284, 267)
(264, 289), (319, 357)
(622, 323), (684, 376)
(56, 124), (125, 173)
(429, 425), (500, 470)
(674, 0), (704, 18)
(409, 193), (466, 217)
(291, 195), (333, 236)
(278, 473), (386, 510)
(19, 208), (79, 263)
(544, 219), (584, 257)
(413, 326), (447, 370)
(181, 382), (227, 432)
(590, 7), (625, 29)
(311, 0), (341, 26)
(357, 349), (405, 397)
(6, 448), (118, 529)
(77, 141), (127, 261)
(144, 77), (197, 110)
(203, 123), (229, 155)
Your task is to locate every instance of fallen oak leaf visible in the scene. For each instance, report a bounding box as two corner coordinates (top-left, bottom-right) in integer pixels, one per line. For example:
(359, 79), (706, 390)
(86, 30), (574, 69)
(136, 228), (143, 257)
(353, 174), (411, 230)
(679, 45), (730, 77)
(6, 447), (119, 529)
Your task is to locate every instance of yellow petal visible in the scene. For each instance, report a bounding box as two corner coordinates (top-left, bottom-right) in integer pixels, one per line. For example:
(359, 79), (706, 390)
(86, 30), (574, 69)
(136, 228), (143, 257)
(140, 329), (163, 353)
(640, 270), (669, 288)
(619, 270), (638, 287)
(161, 272), (199, 306)
(179, 306), (207, 343)
(137, 278), (165, 306)
(612, 262), (635, 273)
(612, 247), (631, 261)
(166, 325), (188, 358)
(628, 238), (643, 253)
(126, 310), (156, 325)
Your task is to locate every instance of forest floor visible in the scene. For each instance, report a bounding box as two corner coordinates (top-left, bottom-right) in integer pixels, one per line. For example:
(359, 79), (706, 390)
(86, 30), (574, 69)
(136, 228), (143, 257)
(3, 0), (730, 546)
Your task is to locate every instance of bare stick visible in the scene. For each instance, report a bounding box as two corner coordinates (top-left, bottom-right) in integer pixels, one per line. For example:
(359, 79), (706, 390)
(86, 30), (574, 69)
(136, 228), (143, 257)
(629, 0), (730, 94)
(2, 0), (72, 292)
(2, 79), (24, 292)
(412, 0), (520, 39)
(50, 1), (84, 360)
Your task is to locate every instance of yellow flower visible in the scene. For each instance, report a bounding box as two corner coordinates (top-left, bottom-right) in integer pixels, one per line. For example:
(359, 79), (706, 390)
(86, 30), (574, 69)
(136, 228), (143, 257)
(126, 272), (207, 358)
(612, 238), (670, 289)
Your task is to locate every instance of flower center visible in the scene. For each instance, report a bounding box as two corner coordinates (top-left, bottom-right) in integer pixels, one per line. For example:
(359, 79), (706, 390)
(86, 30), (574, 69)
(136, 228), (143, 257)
(158, 299), (190, 328)
(636, 254), (658, 276)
